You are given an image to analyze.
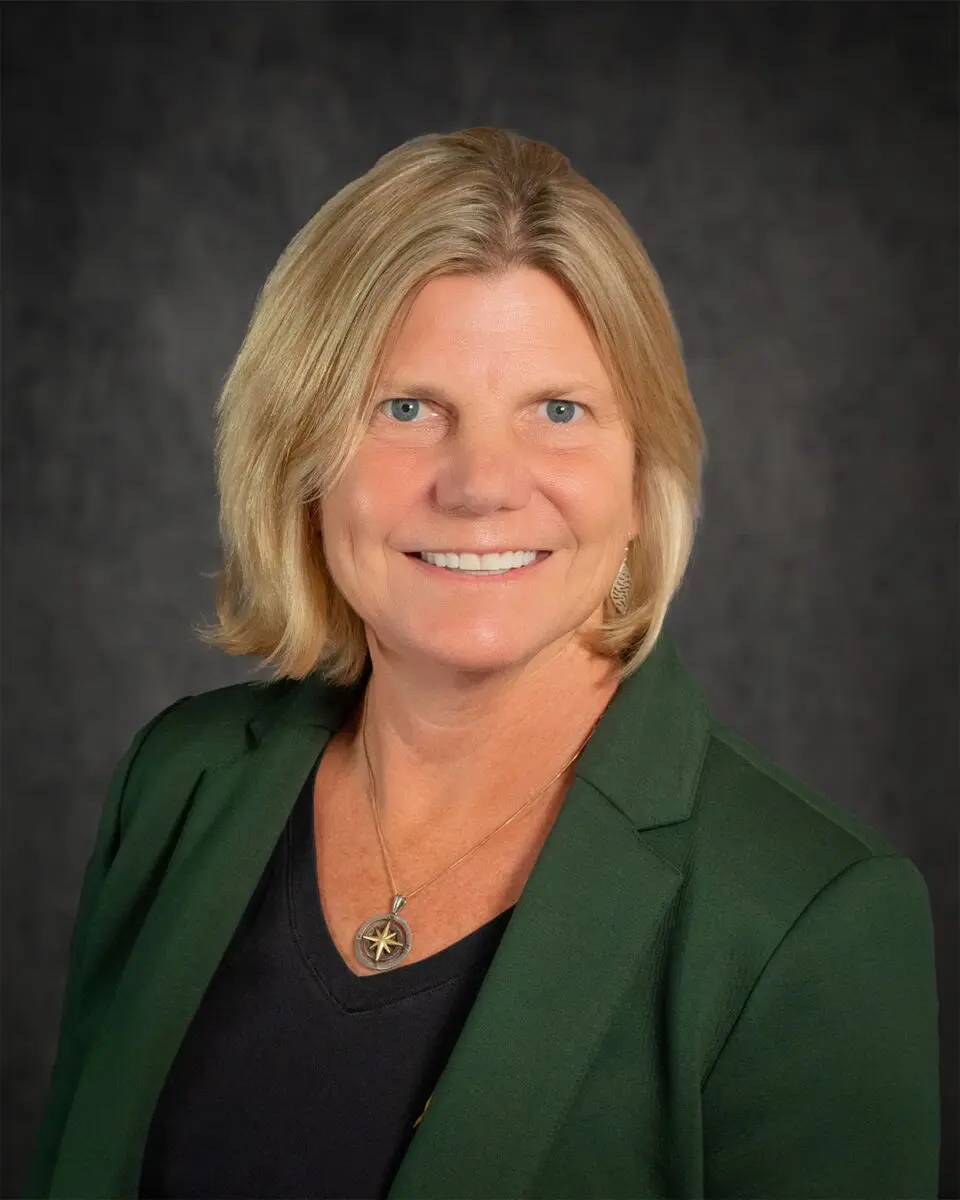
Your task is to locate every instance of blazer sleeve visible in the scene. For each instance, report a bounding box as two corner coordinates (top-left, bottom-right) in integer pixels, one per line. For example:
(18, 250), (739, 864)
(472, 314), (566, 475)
(701, 852), (941, 1199)
(24, 698), (191, 1199)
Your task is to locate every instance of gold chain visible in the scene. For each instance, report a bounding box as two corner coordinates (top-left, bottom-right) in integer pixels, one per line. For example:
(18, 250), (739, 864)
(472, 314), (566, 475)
(359, 687), (601, 905)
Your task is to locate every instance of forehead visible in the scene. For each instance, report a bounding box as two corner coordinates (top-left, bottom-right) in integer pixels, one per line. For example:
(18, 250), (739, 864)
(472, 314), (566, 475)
(379, 269), (612, 390)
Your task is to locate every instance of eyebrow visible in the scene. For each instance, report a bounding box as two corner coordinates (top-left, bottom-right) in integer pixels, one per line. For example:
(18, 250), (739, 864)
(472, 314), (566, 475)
(375, 380), (606, 404)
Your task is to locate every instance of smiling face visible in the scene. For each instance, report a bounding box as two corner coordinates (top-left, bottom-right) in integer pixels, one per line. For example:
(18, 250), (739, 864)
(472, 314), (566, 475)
(318, 268), (639, 677)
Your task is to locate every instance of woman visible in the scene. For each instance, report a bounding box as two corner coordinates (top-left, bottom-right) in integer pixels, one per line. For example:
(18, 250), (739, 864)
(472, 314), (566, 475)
(27, 128), (939, 1199)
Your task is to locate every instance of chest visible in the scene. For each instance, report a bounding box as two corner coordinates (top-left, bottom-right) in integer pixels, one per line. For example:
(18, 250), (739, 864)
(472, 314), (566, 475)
(311, 743), (567, 976)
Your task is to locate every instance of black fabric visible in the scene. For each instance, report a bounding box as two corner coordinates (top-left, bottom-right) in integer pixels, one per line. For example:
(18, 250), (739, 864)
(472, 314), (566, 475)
(139, 757), (515, 1200)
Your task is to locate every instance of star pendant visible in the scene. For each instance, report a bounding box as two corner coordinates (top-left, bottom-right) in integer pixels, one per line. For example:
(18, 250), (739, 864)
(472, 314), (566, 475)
(363, 918), (404, 962)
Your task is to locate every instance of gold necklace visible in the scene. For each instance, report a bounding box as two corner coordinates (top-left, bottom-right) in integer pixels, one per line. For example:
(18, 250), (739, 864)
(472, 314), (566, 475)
(353, 688), (601, 972)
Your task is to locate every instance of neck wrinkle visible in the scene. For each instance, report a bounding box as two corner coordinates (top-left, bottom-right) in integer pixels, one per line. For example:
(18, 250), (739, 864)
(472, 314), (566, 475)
(348, 636), (621, 842)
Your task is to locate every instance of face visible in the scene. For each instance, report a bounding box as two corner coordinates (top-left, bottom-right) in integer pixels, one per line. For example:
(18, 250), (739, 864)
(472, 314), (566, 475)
(319, 268), (639, 677)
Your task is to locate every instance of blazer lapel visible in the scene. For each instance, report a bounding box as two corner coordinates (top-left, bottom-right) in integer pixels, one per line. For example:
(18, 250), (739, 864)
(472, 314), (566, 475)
(387, 631), (710, 1199)
(386, 780), (685, 1199)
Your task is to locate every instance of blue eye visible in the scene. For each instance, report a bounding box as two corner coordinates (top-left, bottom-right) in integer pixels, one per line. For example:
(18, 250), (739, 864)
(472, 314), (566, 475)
(381, 397), (583, 425)
(542, 399), (583, 424)
(384, 398), (424, 422)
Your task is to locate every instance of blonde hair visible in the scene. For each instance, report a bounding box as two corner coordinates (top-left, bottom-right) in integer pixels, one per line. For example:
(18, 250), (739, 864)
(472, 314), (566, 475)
(196, 127), (705, 685)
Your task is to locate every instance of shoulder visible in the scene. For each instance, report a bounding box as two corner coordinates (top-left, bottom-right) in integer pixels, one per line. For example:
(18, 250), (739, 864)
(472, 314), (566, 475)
(133, 676), (298, 762)
(685, 717), (927, 938)
(158, 676), (298, 740)
(701, 719), (902, 858)
(669, 719), (933, 1085)
(115, 677), (304, 824)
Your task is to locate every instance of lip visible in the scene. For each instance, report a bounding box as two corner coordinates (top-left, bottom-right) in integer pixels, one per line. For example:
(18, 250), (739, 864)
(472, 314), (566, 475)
(404, 550), (552, 579)
(403, 549), (549, 556)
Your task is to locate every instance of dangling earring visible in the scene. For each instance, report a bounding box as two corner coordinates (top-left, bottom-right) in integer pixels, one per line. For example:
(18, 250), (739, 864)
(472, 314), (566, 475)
(609, 548), (632, 615)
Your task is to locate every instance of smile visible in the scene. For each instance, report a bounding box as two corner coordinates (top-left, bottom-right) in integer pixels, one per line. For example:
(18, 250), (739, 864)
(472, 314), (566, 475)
(406, 550), (551, 576)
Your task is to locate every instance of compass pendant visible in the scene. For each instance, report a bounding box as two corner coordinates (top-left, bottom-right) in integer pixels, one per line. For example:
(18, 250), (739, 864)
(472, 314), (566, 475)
(354, 895), (413, 971)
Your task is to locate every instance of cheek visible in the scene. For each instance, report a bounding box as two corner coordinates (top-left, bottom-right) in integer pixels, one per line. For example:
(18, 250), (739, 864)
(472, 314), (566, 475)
(321, 450), (427, 549)
(545, 448), (635, 536)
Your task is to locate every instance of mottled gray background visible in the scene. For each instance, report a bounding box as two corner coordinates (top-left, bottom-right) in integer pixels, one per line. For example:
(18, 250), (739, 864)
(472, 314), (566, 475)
(3, 2), (956, 1196)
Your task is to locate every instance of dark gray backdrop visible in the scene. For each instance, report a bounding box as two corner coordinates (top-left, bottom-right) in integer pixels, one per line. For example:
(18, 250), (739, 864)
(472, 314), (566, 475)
(4, 3), (956, 1196)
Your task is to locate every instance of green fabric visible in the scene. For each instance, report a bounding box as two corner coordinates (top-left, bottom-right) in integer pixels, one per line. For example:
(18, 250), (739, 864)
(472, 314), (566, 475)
(25, 632), (941, 1198)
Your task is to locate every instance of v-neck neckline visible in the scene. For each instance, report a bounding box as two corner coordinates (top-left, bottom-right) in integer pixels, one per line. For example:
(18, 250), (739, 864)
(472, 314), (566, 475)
(287, 764), (516, 1013)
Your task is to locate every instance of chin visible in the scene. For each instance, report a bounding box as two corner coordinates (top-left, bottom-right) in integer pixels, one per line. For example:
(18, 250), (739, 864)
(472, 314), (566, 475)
(387, 618), (563, 677)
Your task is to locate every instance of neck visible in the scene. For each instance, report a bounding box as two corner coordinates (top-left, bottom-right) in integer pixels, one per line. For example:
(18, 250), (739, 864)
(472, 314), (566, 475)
(345, 628), (621, 843)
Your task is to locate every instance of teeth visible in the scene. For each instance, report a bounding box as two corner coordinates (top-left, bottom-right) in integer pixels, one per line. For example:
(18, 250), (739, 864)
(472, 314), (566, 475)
(419, 550), (539, 572)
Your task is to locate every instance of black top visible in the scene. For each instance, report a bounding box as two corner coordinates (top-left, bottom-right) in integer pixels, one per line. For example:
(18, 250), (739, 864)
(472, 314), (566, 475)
(139, 755), (515, 1200)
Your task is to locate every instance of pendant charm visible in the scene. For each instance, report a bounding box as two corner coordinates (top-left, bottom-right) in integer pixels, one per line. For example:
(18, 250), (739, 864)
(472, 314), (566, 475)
(354, 895), (412, 971)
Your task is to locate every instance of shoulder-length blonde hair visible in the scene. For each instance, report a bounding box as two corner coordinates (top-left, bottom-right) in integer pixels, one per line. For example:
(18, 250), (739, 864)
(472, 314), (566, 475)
(196, 127), (705, 685)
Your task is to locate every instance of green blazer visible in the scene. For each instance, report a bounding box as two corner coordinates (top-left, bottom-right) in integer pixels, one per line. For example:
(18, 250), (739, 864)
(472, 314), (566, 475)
(26, 632), (940, 1199)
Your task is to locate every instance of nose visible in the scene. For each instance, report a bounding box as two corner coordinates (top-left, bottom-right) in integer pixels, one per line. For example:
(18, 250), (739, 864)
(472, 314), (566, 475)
(433, 423), (532, 516)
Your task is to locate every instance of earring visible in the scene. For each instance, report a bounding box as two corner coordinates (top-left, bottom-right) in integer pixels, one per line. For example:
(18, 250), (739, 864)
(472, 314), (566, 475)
(609, 549), (631, 615)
